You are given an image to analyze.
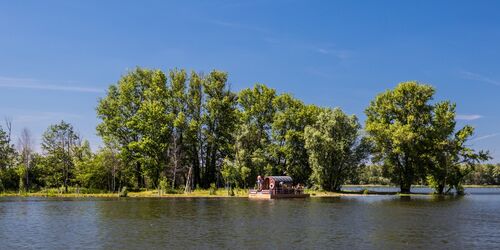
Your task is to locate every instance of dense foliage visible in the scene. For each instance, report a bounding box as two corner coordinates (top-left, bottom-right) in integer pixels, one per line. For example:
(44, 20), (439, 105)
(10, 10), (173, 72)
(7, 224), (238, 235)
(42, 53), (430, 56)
(0, 69), (493, 194)
(365, 82), (490, 193)
(304, 108), (370, 191)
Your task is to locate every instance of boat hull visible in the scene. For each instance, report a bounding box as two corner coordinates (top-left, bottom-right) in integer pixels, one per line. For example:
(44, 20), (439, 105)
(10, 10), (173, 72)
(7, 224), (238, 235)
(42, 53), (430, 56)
(248, 190), (310, 199)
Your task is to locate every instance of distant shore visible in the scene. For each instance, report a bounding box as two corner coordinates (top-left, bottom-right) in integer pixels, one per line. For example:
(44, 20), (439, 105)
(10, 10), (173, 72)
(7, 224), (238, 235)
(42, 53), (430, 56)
(1, 185), (498, 198)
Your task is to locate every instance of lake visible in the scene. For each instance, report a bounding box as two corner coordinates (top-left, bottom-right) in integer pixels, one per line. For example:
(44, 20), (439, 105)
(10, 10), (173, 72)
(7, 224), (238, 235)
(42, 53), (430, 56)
(1, 188), (499, 249)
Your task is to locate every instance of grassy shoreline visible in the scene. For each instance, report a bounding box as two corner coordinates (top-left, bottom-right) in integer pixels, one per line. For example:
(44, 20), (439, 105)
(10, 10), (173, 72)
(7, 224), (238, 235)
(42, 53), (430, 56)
(1, 185), (498, 198)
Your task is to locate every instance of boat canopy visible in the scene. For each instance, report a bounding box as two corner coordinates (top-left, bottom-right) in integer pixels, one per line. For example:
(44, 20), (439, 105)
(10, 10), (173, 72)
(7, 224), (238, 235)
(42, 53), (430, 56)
(265, 176), (293, 184)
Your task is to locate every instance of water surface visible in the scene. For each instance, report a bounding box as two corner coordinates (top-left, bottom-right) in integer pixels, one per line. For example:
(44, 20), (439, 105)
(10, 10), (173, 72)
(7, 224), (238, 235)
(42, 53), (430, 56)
(1, 188), (499, 249)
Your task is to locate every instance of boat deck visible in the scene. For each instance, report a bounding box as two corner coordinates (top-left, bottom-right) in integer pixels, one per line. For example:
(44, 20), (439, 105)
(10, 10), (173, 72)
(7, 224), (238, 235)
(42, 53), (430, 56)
(249, 189), (310, 199)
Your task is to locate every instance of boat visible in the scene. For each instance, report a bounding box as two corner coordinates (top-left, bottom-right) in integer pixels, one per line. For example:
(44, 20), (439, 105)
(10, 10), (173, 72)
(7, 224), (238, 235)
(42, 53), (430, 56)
(248, 176), (310, 199)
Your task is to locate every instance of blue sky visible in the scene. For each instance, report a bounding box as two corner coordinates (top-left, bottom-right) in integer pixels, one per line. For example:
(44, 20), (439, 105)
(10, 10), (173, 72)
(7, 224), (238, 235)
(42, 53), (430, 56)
(0, 0), (499, 162)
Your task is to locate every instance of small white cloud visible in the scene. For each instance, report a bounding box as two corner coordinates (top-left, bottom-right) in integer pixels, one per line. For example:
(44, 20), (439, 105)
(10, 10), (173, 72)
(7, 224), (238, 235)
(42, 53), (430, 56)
(456, 114), (482, 121)
(0, 76), (104, 93)
(316, 48), (330, 54)
(460, 71), (500, 86)
(471, 133), (500, 142)
(208, 20), (269, 34)
(314, 47), (352, 60)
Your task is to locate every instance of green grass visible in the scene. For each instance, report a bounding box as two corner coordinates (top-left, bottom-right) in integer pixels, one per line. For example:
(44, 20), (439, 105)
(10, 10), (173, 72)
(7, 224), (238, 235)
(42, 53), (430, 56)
(0, 188), (249, 198)
(1, 184), (498, 198)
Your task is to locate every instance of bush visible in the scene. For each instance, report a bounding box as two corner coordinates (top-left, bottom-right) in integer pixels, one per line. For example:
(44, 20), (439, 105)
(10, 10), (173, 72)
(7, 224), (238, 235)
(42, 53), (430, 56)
(78, 187), (106, 194)
(209, 183), (217, 195)
(159, 177), (169, 195)
(119, 186), (128, 197)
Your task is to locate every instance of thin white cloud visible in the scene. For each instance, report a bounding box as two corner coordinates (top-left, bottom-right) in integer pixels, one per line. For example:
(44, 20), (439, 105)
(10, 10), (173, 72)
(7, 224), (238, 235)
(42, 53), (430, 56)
(456, 114), (482, 121)
(0, 76), (104, 93)
(208, 20), (269, 34)
(314, 47), (352, 60)
(471, 133), (500, 142)
(460, 71), (500, 86)
(209, 19), (353, 61)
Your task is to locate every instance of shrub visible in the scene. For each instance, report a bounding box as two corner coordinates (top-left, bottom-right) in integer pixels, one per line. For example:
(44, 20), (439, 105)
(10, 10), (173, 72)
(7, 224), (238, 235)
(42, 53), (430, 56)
(159, 177), (169, 195)
(119, 186), (128, 197)
(209, 183), (217, 195)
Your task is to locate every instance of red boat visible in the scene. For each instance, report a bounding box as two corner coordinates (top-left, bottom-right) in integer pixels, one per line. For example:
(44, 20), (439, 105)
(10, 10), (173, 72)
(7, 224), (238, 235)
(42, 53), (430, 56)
(249, 176), (309, 199)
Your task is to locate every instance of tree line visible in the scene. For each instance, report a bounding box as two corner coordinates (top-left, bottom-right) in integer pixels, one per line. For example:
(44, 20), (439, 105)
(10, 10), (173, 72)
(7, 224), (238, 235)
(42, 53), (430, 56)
(0, 68), (492, 194)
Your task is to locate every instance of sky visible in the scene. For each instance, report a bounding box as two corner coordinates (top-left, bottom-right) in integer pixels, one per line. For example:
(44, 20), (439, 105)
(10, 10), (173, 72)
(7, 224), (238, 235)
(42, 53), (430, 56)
(0, 0), (499, 162)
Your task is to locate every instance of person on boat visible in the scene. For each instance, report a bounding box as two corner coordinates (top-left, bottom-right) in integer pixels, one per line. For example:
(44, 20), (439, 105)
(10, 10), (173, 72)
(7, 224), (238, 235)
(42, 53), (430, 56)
(257, 175), (263, 191)
(296, 183), (303, 194)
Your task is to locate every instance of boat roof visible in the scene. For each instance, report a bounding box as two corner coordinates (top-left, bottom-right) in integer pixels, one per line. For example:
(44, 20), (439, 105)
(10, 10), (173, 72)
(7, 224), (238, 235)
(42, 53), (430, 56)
(265, 176), (293, 183)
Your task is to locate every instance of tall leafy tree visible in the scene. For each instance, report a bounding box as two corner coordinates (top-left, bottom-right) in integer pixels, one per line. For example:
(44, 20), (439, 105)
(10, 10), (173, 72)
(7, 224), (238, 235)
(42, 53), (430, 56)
(0, 124), (16, 191)
(365, 82), (434, 193)
(184, 71), (204, 190)
(131, 69), (171, 188)
(41, 121), (79, 192)
(271, 94), (320, 184)
(17, 128), (34, 191)
(427, 101), (490, 194)
(0, 124), (15, 170)
(366, 82), (490, 193)
(97, 68), (170, 188)
(305, 108), (369, 191)
(168, 69), (188, 188)
(235, 84), (276, 185)
(202, 70), (238, 187)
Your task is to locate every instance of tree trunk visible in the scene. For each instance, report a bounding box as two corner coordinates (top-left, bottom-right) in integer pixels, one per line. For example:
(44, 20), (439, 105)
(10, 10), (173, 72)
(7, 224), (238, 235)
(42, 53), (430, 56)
(25, 168), (29, 192)
(64, 160), (69, 193)
(210, 150), (217, 187)
(136, 162), (143, 188)
(202, 145), (213, 188)
(400, 182), (411, 193)
(185, 167), (193, 193)
(193, 155), (200, 189)
(437, 184), (445, 194)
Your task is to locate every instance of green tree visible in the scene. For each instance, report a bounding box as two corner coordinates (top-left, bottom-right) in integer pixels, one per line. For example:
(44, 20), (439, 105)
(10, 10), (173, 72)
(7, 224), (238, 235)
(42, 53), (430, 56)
(427, 101), (490, 194)
(97, 68), (170, 189)
(202, 70), (238, 187)
(356, 165), (391, 185)
(75, 143), (129, 192)
(16, 128), (34, 191)
(271, 94), (320, 185)
(305, 108), (369, 191)
(365, 82), (434, 193)
(235, 83), (276, 185)
(131, 69), (171, 188)
(184, 71), (204, 191)
(221, 157), (238, 194)
(168, 69), (189, 188)
(41, 121), (79, 192)
(0, 124), (16, 191)
(74, 140), (100, 189)
(0, 124), (15, 168)
(464, 164), (500, 185)
(25, 153), (45, 190)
